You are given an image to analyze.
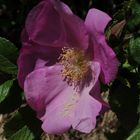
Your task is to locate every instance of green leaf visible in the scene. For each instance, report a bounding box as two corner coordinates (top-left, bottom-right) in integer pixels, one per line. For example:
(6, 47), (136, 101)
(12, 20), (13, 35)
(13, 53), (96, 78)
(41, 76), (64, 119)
(9, 125), (34, 140)
(19, 106), (42, 138)
(127, 0), (140, 31)
(126, 123), (140, 140)
(0, 37), (18, 74)
(4, 106), (41, 140)
(0, 55), (17, 74)
(0, 80), (22, 114)
(129, 37), (140, 64)
(4, 111), (34, 140)
(0, 80), (13, 103)
(5, 111), (35, 140)
(0, 37), (18, 63)
(4, 112), (25, 138)
(109, 79), (139, 132)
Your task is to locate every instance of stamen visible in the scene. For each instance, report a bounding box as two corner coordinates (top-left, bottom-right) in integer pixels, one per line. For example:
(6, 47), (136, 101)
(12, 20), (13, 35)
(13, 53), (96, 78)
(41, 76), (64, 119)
(59, 47), (90, 87)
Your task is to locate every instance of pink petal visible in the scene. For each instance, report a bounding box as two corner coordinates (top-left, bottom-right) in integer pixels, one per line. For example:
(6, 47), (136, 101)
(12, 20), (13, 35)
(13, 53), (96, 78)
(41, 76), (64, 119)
(41, 62), (101, 133)
(19, 0), (89, 88)
(54, 1), (89, 49)
(24, 64), (66, 115)
(41, 86), (79, 134)
(17, 45), (37, 88)
(72, 61), (102, 133)
(72, 94), (102, 133)
(25, 0), (88, 49)
(25, 0), (66, 47)
(85, 8), (119, 84)
(90, 61), (110, 113)
(93, 36), (119, 84)
(90, 80), (110, 114)
(34, 58), (47, 70)
(17, 44), (60, 88)
(24, 64), (78, 134)
(85, 8), (111, 34)
(24, 61), (102, 134)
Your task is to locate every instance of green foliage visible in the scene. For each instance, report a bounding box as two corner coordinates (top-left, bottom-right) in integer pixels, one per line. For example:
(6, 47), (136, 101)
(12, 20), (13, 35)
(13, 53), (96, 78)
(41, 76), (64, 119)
(127, 0), (140, 31)
(0, 37), (22, 114)
(126, 123), (140, 140)
(0, 80), (22, 114)
(4, 112), (34, 140)
(9, 125), (34, 140)
(4, 106), (42, 140)
(129, 37), (140, 64)
(0, 37), (18, 62)
(0, 37), (18, 75)
(126, 93), (140, 140)
(0, 80), (13, 103)
(109, 79), (139, 130)
(0, 55), (17, 74)
(4, 112), (26, 138)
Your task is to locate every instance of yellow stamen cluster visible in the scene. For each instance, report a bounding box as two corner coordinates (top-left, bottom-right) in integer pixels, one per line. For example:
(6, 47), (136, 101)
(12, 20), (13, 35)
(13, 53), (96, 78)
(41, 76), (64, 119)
(59, 47), (89, 86)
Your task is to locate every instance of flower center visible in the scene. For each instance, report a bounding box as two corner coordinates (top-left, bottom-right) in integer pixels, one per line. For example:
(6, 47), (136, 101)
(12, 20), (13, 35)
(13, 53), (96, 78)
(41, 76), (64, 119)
(59, 47), (90, 86)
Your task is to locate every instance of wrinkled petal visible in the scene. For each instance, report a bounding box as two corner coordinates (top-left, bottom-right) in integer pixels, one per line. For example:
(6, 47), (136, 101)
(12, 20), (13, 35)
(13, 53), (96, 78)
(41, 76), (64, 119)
(25, 0), (88, 49)
(17, 44), (60, 88)
(25, 0), (66, 47)
(55, 1), (89, 49)
(41, 61), (101, 133)
(24, 64), (66, 116)
(93, 37), (119, 84)
(90, 61), (110, 113)
(24, 64), (77, 133)
(24, 62), (102, 134)
(72, 94), (101, 133)
(19, 0), (89, 88)
(34, 58), (47, 70)
(85, 8), (119, 84)
(85, 8), (111, 34)
(17, 45), (37, 88)
(72, 61), (101, 133)
(90, 80), (110, 114)
(41, 86), (79, 134)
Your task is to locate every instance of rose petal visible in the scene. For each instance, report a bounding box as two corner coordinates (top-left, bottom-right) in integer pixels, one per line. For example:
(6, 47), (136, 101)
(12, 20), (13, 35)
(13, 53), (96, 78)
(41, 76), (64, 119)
(41, 62), (101, 133)
(54, 1), (89, 49)
(41, 86), (79, 134)
(24, 64), (67, 116)
(17, 45), (37, 88)
(93, 36), (119, 84)
(85, 8), (119, 84)
(24, 64), (79, 133)
(34, 58), (47, 70)
(24, 62), (102, 133)
(25, 0), (88, 49)
(72, 61), (102, 133)
(85, 8), (111, 34)
(72, 94), (101, 133)
(17, 44), (60, 88)
(25, 0), (66, 47)
(90, 80), (110, 114)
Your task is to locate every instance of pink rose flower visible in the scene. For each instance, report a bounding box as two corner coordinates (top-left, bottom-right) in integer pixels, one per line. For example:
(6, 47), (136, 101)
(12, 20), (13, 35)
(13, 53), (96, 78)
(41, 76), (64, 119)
(17, 0), (119, 134)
